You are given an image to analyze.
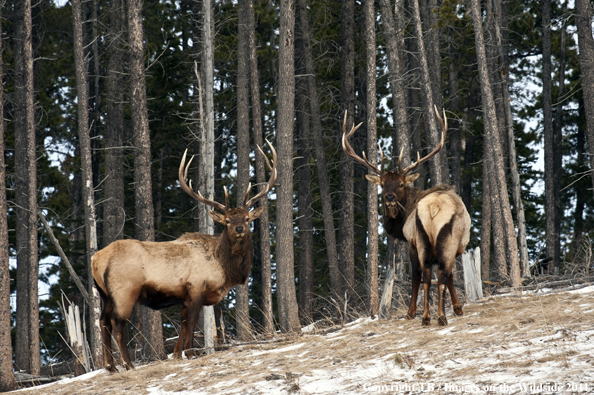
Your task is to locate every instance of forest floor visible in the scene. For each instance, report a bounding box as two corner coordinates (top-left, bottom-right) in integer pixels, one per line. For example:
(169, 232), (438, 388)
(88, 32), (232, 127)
(12, 284), (594, 395)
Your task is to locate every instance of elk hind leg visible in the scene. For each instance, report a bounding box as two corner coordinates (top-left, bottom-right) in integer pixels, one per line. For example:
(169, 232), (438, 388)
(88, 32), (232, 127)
(112, 317), (134, 370)
(99, 298), (117, 372)
(436, 265), (452, 326)
(406, 244), (422, 320)
(421, 264), (432, 326)
(447, 272), (463, 316)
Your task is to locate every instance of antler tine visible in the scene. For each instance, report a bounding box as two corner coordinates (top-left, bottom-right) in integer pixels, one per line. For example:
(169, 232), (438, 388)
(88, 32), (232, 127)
(179, 149), (226, 212)
(401, 107), (447, 175)
(244, 140), (277, 210)
(397, 147), (404, 172)
(223, 186), (230, 211)
(341, 111), (383, 176)
(241, 182), (252, 209)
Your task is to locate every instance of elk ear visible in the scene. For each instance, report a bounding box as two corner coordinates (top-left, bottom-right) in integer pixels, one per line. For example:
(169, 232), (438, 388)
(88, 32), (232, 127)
(248, 206), (265, 222)
(365, 174), (382, 185)
(208, 211), (226, 225)
(406, 173), (420, 184)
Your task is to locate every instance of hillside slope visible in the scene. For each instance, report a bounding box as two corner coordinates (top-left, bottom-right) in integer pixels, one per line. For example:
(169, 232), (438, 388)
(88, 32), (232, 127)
(15, 285), (594, 394)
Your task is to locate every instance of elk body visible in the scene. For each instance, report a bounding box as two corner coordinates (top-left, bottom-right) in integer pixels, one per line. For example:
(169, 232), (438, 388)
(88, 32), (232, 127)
(343, 108), (470, 325)
(92, 142), (277, 372)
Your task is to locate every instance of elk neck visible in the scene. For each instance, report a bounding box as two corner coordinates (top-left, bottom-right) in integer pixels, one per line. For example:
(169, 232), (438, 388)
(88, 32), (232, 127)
(216, 227), (253, 285)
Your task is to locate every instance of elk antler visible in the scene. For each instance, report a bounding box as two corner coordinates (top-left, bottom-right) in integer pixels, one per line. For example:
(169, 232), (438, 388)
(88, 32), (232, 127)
(243, 139), (278, 210)
(179, 149), (227, 212)
(341, 110), (385, 176)
(400, 105), (447, 175)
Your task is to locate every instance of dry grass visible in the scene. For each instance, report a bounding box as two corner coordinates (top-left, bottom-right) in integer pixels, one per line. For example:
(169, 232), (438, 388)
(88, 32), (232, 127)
(16, 285), (594, 394)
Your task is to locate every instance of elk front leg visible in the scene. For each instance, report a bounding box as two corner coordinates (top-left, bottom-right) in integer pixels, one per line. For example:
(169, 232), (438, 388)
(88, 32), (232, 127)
(183, 296), (205, 359)
(406, 245), (421, 320)
(173, 305), (188, 359)
(421, 265), (432, 326)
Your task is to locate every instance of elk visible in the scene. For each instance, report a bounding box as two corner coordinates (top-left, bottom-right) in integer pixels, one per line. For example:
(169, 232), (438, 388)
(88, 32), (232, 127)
(342, 107), (470, 326)
(92, 142), (277, 372)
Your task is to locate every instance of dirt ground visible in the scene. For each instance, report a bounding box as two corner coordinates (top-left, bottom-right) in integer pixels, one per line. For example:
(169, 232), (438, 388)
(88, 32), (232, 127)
(14, 284), (594, 395)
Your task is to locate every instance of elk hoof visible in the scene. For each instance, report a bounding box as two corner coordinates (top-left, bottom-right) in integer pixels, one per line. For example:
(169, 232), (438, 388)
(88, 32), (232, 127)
(405, 313), (416, 320)
(421, 317), (430, 326)
(438, 315), (448, 326)
(453, 305), (463, 316)
(105, 364), (117, 373)
(185, 350), (195, 359)
(122, 362), (134, 371)
(172, 352), (183, 360)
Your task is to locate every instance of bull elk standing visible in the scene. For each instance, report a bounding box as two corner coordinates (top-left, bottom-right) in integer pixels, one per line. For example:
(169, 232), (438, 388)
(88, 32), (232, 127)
(92, 142), (277, 371)
(342, 108), (470, 326)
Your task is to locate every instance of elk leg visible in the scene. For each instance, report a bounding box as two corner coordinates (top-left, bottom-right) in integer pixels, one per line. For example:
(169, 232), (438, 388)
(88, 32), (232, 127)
(421, 265), (432, 326)
(436, 267), (449, 326)
(173, 305), (188, 359)
(447, 272), (463, 316)
(112, 317), (134, 370)
(406, 245), (421, 320)
(100, 298), (117, 372)
(183, 297), (204, 359)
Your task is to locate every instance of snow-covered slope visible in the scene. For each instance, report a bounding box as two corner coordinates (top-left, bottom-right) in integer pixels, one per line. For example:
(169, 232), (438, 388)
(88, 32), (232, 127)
(16, 285), (594, 394)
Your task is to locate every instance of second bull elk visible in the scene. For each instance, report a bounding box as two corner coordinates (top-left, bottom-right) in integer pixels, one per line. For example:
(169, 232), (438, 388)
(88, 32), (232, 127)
(342, 107), (470, 326)
(92, 142), (276, 371)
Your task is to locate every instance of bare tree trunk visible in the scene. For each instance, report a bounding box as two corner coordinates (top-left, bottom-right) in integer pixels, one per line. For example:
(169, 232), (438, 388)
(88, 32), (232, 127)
(422, 0), (443, 122)
(480, 156), (492, 280)
(296, 0), (341, 299)
(470, 0), (521, 288)
(573, 98), (586, 252)
(295, 18), (314, 323)
(0, 11), (16, 387)
(410, 0), (448, 185)
(235, 0), (251, 341)
(493, 0), (529, 276)
(14, 0), (40, 374)
(202, 0), (216, 354)
(276, 0), (300, 333)
(72, 0), (102, 369)
(448, 38), (462, 192)
(338, 0), (356, 303)
(364, 0), (379, 316)
(127, 0), (165, 361)
(378, 0), (411, 171)
(247, 0), (274, 335)
(575, 0), (594, 201)
(104, 0), (126, 248)
(542, 0), (559, 273)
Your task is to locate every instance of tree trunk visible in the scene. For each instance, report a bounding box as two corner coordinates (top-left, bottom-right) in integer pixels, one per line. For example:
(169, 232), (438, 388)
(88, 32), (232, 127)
(422, 0), (443, 123)
(14, 0), (40, 375)
(364, 0), (379, 316)
(410, 0), (448, 185)
(542, 0), (559, 273)
(378, 0), (411, 174)
(480, 156), (492, 281)
(72, 0), (102, 369)
(448, 38), (462, 192)
(493, 0), (529, 276)
(339, 0), (356, 303)
(127, 0), (165, 361)
(235, 0), (251, 342)
(575, 0), (594, 201)
(296, 0), (341, 300)
(103, 0), (126, 248)
(247, 0), (274, 335)
(295, 19), (315, 323)
(0, 11), (16, 387)
(276, 0), (300, 333)
(573, 98), (586, 252)
(202, 0), (216, 354)
(470, 0), (521, 287)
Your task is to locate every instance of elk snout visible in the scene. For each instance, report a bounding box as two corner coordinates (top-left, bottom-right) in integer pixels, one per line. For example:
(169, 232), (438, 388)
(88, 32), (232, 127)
(385, 194), (395, 202)
(235, 225), (244, 234)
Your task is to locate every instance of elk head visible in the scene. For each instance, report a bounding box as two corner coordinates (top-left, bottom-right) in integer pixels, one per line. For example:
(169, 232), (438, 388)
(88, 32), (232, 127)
(178, 140), (277, 254)
(342, 106), (447, 219)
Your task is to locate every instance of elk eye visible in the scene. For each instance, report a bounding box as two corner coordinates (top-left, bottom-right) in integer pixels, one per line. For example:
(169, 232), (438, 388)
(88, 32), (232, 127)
(225, 219), (230, 224)
(244, 217), (249, 222)
(399, 182), (404, 188)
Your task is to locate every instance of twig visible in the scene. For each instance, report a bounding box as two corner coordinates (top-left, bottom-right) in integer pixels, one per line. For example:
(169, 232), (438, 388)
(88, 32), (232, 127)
(38, 211), (90, 305)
